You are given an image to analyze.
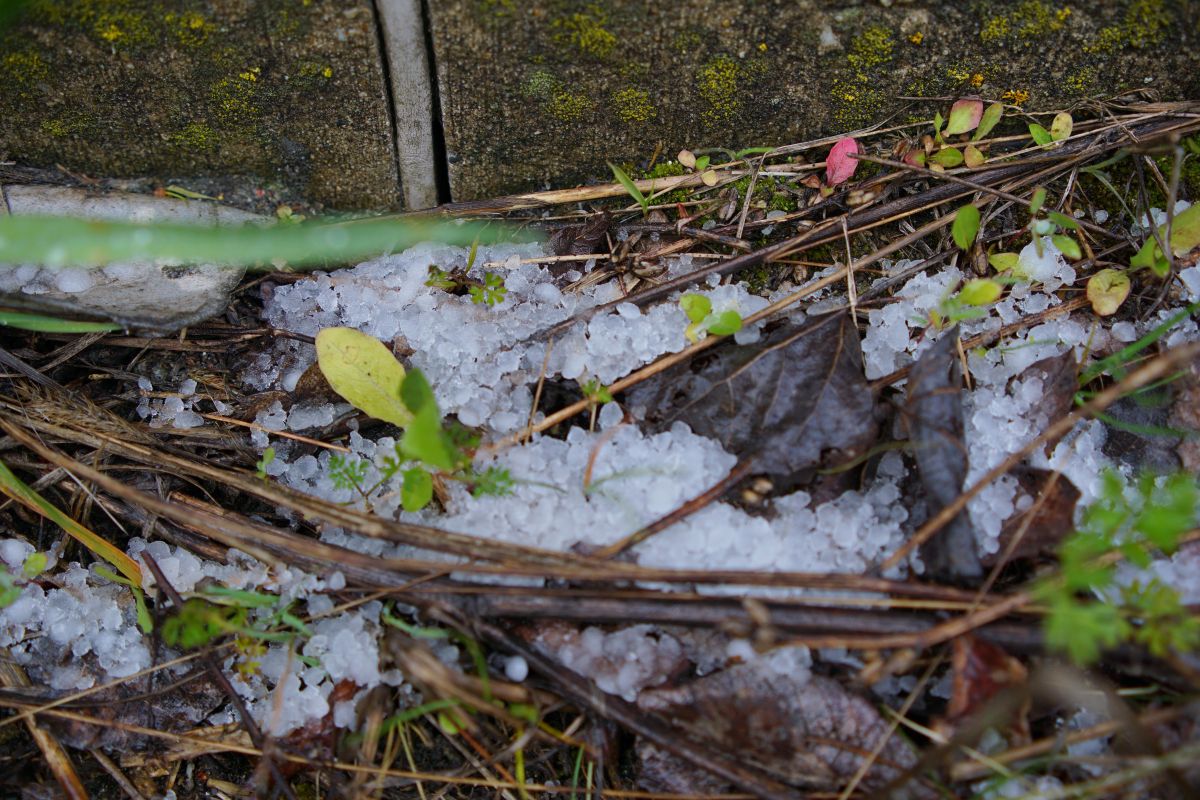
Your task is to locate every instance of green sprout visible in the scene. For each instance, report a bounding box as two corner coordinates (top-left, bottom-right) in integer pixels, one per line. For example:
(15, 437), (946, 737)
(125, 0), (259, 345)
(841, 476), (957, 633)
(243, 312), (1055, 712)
(255, 446), (275, 480)
(469, 272), (508, 307)
(1034, 470), (1200, 665)
(680, 293), (743, 342)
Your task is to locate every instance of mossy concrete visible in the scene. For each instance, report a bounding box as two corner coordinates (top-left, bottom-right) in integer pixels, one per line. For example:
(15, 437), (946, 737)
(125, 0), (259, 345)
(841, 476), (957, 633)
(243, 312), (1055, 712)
(0, 0), (400, 210)
(428, 0), (1200, 200)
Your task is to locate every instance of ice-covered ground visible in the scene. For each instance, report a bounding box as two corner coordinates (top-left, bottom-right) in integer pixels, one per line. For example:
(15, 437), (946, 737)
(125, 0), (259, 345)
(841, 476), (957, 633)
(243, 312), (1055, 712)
(4, 210), (1199, 735)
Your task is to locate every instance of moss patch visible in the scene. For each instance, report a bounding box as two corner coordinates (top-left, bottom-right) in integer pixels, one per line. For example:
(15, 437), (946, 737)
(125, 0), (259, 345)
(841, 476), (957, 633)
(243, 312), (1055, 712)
(1085, 0), (1170, 53)
(612, 87), (654, 124)
(696, 55), (740, 129)
(553, 5), (616, 59)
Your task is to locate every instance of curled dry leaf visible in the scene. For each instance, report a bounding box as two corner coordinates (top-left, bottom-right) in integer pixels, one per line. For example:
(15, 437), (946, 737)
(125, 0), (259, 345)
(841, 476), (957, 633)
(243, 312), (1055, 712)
(904, 330), (982, 580)
(549, 212), (610, 257)
(936, 635), (1030, 743)
(626, 311), (878, 488)
(636, 656), (934, 796)
(824, 137), (861, 186)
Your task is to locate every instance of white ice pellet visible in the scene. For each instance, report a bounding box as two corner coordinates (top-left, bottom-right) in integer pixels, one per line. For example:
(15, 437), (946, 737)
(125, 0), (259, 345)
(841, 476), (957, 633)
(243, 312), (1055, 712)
(0, 539), (33, 571)
(54, 268), (95, 293)
(504, 655), (529, 682)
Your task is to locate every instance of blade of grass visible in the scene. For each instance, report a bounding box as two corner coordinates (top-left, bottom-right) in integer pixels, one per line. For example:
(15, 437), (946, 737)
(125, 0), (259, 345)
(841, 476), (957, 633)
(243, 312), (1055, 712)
(0, 459), (142, 585)
(0, 215), (524, 269)
(1079, 303), (1200, 384)
(0, 311), (121, 333)
(607, 162), (649, 214)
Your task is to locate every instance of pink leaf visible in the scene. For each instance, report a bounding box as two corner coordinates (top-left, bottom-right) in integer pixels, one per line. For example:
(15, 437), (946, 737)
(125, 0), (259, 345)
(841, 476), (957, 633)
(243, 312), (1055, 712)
(824, 137), (861, 186)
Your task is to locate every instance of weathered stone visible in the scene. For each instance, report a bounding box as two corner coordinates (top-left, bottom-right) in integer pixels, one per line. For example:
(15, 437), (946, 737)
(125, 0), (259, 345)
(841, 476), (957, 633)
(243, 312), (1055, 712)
(427, 0), (1200, 200)
(0, 0), (401, 210)
(0, 184), (259, 330)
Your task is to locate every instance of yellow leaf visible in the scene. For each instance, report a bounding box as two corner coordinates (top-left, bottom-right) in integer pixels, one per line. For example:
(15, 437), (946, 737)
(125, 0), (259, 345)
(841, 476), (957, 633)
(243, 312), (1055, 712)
(1086, 269), (1131, 316)
(315, 327), (413, 427)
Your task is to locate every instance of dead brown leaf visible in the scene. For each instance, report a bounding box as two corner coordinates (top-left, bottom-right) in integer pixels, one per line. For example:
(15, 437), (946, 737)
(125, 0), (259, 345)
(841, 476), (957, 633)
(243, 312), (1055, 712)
(635, 655), (934, 796)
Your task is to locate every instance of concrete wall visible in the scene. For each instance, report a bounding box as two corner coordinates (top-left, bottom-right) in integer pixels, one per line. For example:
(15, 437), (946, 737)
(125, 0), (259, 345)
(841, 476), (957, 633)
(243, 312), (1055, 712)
(2, 0), (1197, 210)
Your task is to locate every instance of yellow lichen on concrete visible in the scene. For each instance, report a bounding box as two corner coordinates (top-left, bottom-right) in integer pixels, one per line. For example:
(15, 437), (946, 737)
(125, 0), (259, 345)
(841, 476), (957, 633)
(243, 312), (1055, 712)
(612, 87), (654, 124)
(212, 70), (261, 125)
(169, 122), (217, 151)
(1085, 0), (1170, 53)
(553, 6), (616, 59)
(832, 25), (894, 129)
(980, 0), (1071, 43)
(1, 49), (49, 85)
(847, 25), (893, 73)
(696, 55), (740, 128)
(165, 11), (211, 48)
(548, 91), (592, 122)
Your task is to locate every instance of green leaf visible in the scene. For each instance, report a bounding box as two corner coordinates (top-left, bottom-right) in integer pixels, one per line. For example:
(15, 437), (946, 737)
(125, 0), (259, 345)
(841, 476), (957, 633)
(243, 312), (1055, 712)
(951, 204), (981, 250)
(1086, 268), (1131, 316)
(608, 162), (649, 214)
(400, 467), (434, 512)
(1051, 234), (1082, 260)
(400, 368), (437, 415)
(931, 147), (964, 168)
(704, 310), (743, 336)
(401, 405), (456, 472)
(315, 328), (413, 428)
(1130, 239), (1169, 276)
(963, 143), (986, 168)
(1134, 473), (1198, 552)
(1169, 203), (1200, 256)
(988, 252), (1021, 272)
(21, 552), (47, 579)
(0, 215), (514, 270)
(1131, 204), (1200, 275)
(959, 278), (1003, 306)
(1044, 597), (1129, 665)
(679, 293), (712, 323)
(1050, 112), (1073, 141)
(944, 98), (984, 136)
(695, 155), (711, 171)
(932, 111), (944, 135)
(0, 459), (142, 586)
(971, 102), (1004, 141)
(1029, 123), (1054, 148)
(1029, 187), (1047, 216)
(1046, 211), (1080, 231)
(0, 311), (121, 333)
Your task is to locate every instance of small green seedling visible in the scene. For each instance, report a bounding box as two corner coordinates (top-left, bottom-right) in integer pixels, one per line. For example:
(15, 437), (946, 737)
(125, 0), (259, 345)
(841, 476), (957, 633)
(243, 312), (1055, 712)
(1029, 112), (1072, 150)
(680, 293), (743, 342)
(951, 204), (981, 250)
(580, 378), (613, 405)
(1130, 204), (1200, 277)
(988, 186), (1083, 276)
(255, 446), (275, 480)
(468, 272), (508, 307)
(676, 149), (718, 186)
(1035, 471), (1200, 665)
(315, 327), (516, 513)
(918, 99), (1004, 171)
